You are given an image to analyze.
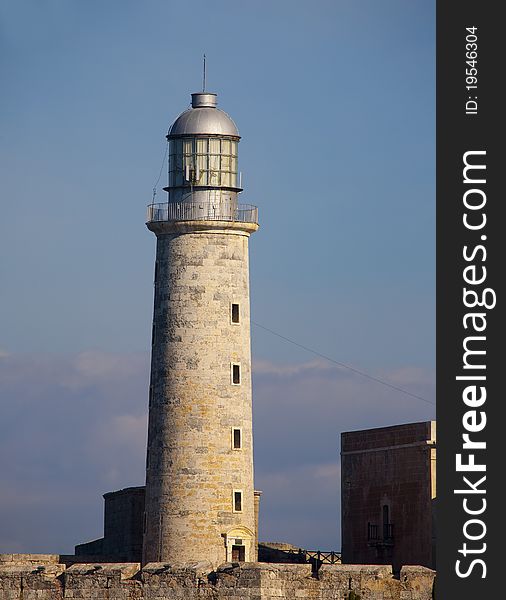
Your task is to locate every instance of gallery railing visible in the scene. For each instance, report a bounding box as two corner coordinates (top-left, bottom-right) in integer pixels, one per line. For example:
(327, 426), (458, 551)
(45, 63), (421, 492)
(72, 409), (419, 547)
(146, 201), (258, 224)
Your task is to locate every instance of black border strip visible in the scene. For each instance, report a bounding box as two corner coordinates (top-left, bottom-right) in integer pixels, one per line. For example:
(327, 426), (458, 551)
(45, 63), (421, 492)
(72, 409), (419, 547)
(437, 1), (502, 596)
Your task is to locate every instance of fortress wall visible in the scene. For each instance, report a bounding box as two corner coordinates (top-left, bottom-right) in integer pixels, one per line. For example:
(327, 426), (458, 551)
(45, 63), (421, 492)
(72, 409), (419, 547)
(341, 422), (436, 571)
(102, 487), (145, 561)
(0, 556), (435, 600)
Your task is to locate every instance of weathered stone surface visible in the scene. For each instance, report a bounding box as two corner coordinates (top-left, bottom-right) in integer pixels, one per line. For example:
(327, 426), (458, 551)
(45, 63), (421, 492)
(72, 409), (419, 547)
(0, 554), (61, 565)
(144, 223), (258, 566)
(399, 566), (436, 600)
(0, 561), (65, 600)
(75, 487), (145, 563)
(63, 563), (142, 600)
(0, 558), (435, 600)
(257, 542), (327, 564)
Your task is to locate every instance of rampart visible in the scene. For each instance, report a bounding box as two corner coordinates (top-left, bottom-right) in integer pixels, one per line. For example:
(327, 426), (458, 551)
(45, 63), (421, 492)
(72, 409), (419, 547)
(0, 554), (435, 599)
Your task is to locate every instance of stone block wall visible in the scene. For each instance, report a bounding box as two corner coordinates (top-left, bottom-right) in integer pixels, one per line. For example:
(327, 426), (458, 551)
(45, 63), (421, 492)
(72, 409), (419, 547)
(0, 555), (435, 600)
(0, 555), (65, 600)
(75, 487), (145, 562)
(144, 224), (257, 566)
(75, 486), (263, 564)
(103, 487), (145, 560)
(341, 421), (436, 571)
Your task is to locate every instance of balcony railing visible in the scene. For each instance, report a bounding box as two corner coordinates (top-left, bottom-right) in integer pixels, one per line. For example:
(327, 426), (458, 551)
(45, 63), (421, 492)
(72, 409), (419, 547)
(367, 523), (394, 544)
(146, 201), (258, 224)
(367, 523), (379, 541)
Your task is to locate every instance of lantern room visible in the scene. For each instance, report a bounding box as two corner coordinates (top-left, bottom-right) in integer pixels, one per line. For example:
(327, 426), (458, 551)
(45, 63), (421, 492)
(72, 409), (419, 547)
(164, 92), (241, 206)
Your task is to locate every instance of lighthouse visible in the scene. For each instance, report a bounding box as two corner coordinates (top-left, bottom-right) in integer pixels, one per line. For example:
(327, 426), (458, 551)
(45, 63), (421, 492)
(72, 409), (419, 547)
(142, 91), (259, 566)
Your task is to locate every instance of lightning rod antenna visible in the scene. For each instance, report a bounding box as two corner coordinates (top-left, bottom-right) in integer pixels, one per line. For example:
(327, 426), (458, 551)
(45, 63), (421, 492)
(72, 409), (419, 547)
(203, 54), (206, 92)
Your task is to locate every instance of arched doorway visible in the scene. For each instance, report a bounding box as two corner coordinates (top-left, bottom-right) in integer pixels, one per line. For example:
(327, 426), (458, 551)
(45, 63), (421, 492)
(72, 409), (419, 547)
(224, 526), (254, 562)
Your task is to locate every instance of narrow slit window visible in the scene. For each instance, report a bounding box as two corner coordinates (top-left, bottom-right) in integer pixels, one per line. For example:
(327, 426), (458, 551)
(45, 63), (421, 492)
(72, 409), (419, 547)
(151, 322), (156, 346)
(233, 428), (242, 449)
(232, 363), (241, 385)
(231, 303), (240, 324)
(383, 504), (389, 527)
(234, 490), (243, 512)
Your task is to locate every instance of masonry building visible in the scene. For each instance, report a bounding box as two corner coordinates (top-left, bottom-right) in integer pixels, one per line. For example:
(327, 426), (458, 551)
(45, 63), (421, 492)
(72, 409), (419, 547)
(341, 421), (436, 572)
(142, 90), (260, 567)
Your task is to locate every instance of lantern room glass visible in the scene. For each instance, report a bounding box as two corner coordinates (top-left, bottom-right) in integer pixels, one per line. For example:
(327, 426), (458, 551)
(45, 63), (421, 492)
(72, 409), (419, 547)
(168, 138), (238, 188)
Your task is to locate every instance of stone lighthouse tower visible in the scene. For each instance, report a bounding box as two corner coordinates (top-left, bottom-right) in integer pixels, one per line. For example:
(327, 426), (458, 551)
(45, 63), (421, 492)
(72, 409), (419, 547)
(142, 91), (259, 567)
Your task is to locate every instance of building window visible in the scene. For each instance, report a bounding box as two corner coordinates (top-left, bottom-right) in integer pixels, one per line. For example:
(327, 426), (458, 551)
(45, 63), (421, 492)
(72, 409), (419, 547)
(382, 504), (393, 540)
(231, 303), (240, 324)
(383, 505), (389, 528)
(233, 490), (243, 512)
(232, 363), (241, 385)
(151, 322), (156, 346)
(146, 449), (150, 469)
(232, 427), (242, 449)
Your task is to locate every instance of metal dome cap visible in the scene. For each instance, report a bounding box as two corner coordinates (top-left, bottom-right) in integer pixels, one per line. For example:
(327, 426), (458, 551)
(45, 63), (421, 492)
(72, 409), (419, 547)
(167, 92), (240, 138)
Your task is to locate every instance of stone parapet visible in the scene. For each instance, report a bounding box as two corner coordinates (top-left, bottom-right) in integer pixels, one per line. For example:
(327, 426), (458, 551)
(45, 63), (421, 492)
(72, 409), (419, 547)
(0, 557), (436, 600)
(64, 564), (142, 600)
(0, 559), (65, 600)
(0, 554), (61, 565)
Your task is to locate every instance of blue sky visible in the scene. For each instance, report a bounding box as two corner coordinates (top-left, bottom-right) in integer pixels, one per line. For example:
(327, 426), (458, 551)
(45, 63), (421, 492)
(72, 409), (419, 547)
(0, 0), (435, 554)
